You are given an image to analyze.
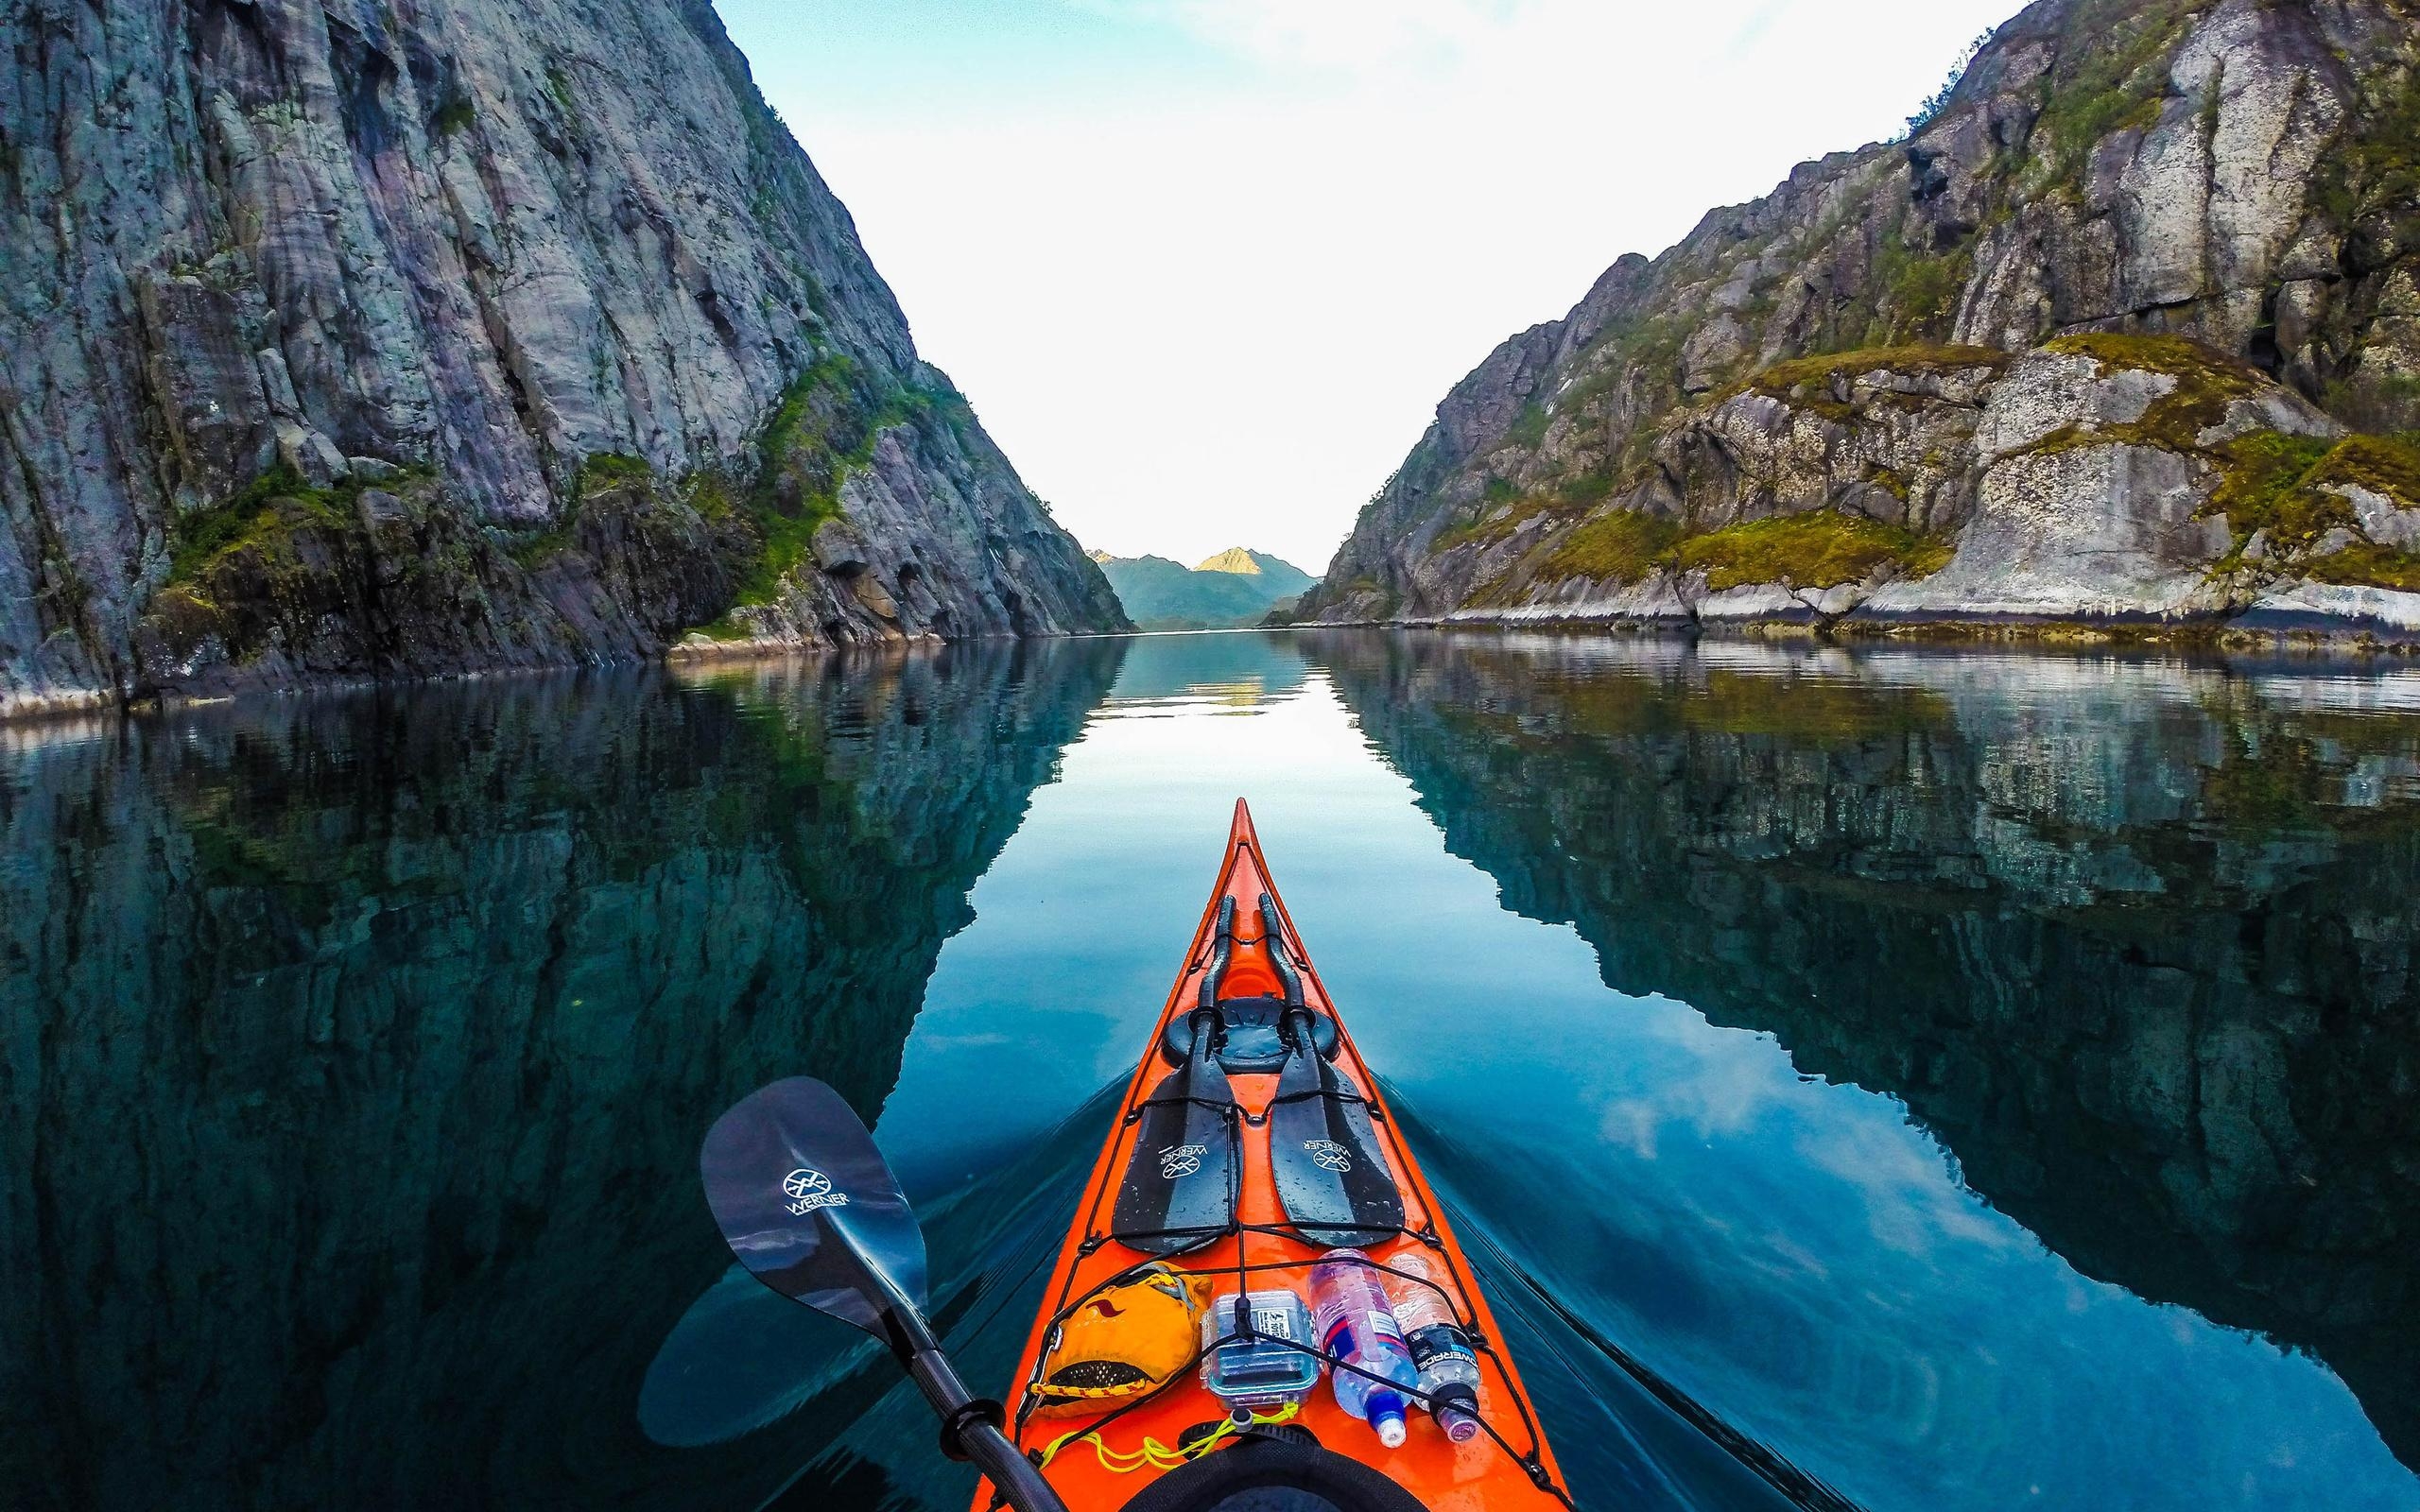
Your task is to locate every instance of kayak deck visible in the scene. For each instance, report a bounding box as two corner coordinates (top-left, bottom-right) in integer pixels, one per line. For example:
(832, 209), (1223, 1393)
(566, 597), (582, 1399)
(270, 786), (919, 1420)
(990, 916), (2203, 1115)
(977, 801), (1570, 1512)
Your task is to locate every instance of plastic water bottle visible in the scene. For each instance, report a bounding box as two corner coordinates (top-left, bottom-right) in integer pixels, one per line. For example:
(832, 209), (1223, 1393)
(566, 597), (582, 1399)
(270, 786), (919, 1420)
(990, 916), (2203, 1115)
(1383, 1252), (1484, 1443)
(1308, 1249), (1418, 1448)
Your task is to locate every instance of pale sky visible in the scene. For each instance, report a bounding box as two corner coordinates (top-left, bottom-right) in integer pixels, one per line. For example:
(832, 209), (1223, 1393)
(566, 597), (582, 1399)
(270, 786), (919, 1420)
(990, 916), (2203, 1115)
(714, 0), (2018, 574)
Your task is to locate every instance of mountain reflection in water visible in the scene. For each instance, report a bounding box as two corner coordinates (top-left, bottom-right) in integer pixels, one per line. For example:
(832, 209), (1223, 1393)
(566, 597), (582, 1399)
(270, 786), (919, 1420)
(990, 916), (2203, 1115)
(0, 644), (1125, 1510)
(4, 630), (2416, 1512)
(1310, 630), (2420, 1494)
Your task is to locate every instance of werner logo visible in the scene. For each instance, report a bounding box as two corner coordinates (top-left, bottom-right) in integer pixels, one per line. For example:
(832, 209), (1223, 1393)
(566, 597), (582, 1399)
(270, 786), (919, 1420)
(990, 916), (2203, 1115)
(1158, 1143), (1206, 1180)
(781, 1167), (849, 1216)
(1305, 1140), (1353, 1174)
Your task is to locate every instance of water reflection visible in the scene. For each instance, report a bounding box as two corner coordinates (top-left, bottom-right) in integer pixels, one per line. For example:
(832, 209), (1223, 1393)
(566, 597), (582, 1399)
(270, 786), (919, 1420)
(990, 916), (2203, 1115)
(1312, 630), (2420, 1490)
(8, 629), (2419, 1512)
(0, 644), (1124, 1510)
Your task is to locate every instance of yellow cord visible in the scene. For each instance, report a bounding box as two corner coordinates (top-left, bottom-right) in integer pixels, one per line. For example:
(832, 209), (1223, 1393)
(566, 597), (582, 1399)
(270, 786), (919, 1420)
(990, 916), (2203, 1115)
(1035, 1401), (1302, 1475)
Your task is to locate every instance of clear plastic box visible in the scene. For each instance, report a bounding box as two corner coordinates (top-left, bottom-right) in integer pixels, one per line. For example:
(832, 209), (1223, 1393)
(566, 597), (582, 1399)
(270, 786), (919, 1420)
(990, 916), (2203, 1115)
(1200, 1289), (1322, 1415)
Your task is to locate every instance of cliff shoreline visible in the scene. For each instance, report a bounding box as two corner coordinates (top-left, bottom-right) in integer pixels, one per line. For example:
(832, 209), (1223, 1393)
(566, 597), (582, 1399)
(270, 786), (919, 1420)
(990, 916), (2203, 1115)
(1297, 0), (2420, 638)
(1, 0), (1127, 722)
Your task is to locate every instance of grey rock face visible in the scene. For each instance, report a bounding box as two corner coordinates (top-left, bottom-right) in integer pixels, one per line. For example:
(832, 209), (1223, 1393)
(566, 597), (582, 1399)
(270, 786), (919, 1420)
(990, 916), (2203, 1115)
(0, 0), (1124, 719)
(1298, 0), (2420, 639)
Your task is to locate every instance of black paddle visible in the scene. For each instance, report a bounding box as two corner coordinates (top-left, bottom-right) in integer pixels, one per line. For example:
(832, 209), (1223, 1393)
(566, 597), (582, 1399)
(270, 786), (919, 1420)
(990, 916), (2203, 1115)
(700, 1077), (1069, 1512)
(1263, 893), (1404, 1247)
(1111, 896), (1240, 1254)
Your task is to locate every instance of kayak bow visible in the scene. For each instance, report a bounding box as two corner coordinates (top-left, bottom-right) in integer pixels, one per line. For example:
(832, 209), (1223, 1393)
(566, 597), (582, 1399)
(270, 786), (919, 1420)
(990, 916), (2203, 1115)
(978, 800), (1571, 1512)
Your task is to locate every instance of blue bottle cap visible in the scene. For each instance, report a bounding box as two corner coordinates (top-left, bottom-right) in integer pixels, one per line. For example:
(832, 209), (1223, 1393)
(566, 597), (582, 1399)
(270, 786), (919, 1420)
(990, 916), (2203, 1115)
(1367, 1389), (1408, 1448)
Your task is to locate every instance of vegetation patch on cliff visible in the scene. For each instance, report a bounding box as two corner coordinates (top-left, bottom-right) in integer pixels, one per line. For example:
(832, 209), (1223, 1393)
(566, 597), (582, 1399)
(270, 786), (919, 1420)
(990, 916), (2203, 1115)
(2041, 332), (2268, 443)
(506, 452), (660, 566)
(725, 352), (932, 610)
(2030, 0), (2200, 179)
(165, 465), (437, 588)
(1717, 343), (2012, 416)
(1673, 511), (1954, 591)
(1536, 510), (1683, 585)
(2305, 541), (2420, 593)
(2308, 433), (2420, 507)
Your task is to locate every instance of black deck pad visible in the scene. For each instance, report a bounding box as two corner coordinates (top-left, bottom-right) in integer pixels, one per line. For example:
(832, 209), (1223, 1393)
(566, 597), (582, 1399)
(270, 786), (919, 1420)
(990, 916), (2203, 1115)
(1159, 996), (1339, 1074)
(1114, 1007), (1239, 1255)
(1269, 1023), (1402, 1247)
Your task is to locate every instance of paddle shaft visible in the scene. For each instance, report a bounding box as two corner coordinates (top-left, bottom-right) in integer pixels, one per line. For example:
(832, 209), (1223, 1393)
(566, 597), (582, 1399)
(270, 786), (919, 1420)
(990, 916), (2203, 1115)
(851, 1228), (1070, 1512)
(904, 1346), (1067, 1512)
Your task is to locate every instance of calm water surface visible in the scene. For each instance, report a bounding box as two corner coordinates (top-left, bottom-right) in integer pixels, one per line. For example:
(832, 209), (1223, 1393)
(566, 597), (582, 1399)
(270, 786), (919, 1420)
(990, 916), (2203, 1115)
(5, 630), (2418, 1511)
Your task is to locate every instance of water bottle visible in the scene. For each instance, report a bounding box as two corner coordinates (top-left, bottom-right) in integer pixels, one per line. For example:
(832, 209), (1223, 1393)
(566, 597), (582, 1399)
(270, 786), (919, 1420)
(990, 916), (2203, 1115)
(1383, 1251), (1484, 1443)
(1308, 1248), (1418, 1448)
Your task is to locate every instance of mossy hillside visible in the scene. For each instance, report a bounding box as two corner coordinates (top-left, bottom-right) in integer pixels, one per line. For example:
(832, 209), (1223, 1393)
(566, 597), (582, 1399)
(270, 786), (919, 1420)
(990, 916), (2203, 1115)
(2028, 0), (2202, 181)
(2305, 541), (2420, 593)
(1536, 510), (1683, 586)
(165, 464), (439, 587)
(1673, 512), (1954, 592)
(2308, 61), (2420, 280)
(506, 452), (662, 566)
(2309, 433), (2420, 507)
(1432, 491), (1561, 554)
(2040, 332), (2268, 439)
(1505, 507), (1951, 596)
(153, 465), (455, 666)
(1859, 238), (1978, 349)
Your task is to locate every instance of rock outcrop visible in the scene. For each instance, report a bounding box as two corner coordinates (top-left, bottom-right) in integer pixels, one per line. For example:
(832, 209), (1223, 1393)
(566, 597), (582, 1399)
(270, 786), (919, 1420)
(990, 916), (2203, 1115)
(1296, 0), (2420, 643)
(0, 0), (1125, 720)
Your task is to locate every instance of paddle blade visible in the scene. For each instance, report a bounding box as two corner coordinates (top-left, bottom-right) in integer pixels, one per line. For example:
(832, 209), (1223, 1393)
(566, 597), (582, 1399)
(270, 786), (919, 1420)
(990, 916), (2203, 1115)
(700, 1076), (929, 1338)
(1270, 1044), (1403, 1248)
(1112, 1046), (1239, 1255)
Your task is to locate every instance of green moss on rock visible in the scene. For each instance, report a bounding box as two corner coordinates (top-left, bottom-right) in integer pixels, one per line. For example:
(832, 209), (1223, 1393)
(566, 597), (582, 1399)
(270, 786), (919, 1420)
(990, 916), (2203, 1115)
(166, 466), (430, 588)
(1717, 343), (2011, 414)
(2308, 433), (2420, 507)
(577, 452), (653, 495)
(2208, 432), (2352, 560)
(1537, 510), (1683, 585)
(724, 353), (932, 610)
(1673, 511), (1953, 591)
(2308, 541), (2420, 593)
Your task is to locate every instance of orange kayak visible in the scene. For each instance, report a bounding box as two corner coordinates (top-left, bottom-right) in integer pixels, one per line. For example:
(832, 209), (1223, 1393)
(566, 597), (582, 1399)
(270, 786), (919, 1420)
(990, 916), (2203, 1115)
(975, 800), (1571, 1512)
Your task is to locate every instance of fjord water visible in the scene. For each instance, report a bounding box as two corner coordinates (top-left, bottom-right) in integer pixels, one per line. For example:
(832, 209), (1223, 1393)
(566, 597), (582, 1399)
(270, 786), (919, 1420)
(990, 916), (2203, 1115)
(4, 634), (2417, 1512)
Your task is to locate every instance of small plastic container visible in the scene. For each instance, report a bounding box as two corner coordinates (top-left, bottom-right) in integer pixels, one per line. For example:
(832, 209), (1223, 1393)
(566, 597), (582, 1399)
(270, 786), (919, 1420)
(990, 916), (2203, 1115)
(1200, 1290), (1322, 1418)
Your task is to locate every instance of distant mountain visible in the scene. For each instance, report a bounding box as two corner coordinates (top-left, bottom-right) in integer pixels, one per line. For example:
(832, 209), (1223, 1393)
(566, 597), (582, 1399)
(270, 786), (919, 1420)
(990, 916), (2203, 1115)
(1089, 547), (1314, 629)
(1193, 549), (1316, 594)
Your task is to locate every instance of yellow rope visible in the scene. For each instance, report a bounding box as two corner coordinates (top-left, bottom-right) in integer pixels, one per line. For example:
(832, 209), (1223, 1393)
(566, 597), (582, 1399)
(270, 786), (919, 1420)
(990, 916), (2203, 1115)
(1035, 1401), (1302, 1476)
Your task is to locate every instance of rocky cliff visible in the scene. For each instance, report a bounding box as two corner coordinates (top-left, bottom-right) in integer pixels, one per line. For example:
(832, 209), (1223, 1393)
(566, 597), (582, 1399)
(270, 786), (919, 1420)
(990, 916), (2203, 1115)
(1317, 629), (2420, 1469)
(1297, 0), (2420, 643)
(0, 0), (1126, 720)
